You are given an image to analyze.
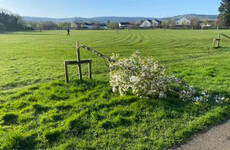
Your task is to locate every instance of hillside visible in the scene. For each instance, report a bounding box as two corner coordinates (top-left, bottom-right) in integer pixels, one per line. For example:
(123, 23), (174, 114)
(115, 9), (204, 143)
(22, 14), (218, 23)
(22, 16), (152, 23)
(163, 14), (218, 20)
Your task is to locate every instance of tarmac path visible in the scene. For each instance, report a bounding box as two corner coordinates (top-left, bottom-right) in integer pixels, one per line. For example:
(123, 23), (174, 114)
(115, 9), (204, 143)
(171, 119), (230, 150)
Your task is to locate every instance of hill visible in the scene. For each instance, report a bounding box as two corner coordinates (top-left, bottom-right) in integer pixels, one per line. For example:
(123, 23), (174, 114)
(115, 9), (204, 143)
(22, 14), (218, 23)
(163, 14), (218, 21)
(22, 16), (152, 23)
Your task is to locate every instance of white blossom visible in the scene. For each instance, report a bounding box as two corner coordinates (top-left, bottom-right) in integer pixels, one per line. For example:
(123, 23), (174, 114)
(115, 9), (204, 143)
(109, 51), (225, 103)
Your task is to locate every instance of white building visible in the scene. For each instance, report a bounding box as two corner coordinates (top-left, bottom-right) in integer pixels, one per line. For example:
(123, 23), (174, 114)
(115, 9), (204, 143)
(139, 19), (161, 28)
(201, 23), (212, 28)
(176, 17), (191, 26)
(119, 22), (130, 29)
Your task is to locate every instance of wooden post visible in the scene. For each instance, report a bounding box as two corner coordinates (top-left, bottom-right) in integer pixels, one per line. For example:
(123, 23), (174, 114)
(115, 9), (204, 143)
(76, 41), (83, 81)
(88, 61), (92, 79)
(217, 33), (220, 47)
(213, 39), (216, 47)
(64, 62), (69, 83)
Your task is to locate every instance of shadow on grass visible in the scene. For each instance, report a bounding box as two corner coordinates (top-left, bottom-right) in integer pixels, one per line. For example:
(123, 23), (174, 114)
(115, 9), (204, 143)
(2, 78), (230, 149)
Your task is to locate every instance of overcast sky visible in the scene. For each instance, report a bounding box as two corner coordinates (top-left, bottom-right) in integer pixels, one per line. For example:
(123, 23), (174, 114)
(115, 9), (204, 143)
(0, 0), (221, 18)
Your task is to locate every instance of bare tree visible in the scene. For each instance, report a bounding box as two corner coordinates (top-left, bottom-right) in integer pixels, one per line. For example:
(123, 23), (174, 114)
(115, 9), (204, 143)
(161, 20), (168, 29)
(74, 20), (83, 29)
(168, 19), (176, 28)
(57, 22), (71, 30)
(40, 21), (57, 30)
(203, 18), (209, 26)
(129, 22), (136, 29)
(191, 18), (200, 29)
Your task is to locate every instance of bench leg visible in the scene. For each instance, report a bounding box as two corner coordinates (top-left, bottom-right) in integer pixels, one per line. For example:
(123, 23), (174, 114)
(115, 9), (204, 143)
(88, 62), (92, 79)
(213, 39), (216, 47)
(64, 62), (69, 83)
(78, 64), (83, 81)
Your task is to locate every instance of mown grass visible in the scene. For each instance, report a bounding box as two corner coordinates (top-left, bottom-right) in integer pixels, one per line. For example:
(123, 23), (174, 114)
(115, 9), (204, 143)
(1, 29), (230, 149)
(1, 80), (230, 150)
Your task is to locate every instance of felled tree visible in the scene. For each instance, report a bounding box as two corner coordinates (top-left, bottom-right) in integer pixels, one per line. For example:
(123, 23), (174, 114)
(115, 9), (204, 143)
(109, 51), (225, 103)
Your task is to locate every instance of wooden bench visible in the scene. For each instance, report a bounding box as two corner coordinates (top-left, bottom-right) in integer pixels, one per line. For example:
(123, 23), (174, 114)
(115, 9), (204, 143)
(64, 41), (92, 83)
(64, 60), (92, 83)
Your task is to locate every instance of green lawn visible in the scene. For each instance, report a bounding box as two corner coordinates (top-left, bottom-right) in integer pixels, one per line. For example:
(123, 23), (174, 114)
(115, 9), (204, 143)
(1, 29), (230, 149)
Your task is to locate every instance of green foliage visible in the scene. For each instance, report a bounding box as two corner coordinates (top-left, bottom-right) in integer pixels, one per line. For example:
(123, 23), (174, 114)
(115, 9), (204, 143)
(0, 22), (5, 31)
(219, 0), (230, 26)
(0, 11), (24, 31)
(57, 22), (71, 29)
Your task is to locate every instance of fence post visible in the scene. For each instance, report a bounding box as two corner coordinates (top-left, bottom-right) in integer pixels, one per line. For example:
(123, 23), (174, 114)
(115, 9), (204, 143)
(76, 41), (83, 81)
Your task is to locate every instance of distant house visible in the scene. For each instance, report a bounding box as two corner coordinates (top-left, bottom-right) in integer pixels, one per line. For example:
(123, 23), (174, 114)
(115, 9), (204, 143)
(201, 23), (212, 28)
(200, 20), (214, 28)
(80, 22), (108, 30)
(140, 20), (152, 28)
(99, 23), (108, 30)
(176, 17), (191, 26)
(139, 19), (161, 28)
(119, 22), (130, 29)
(82, 23), (94, 29)
(152, 19), (161, 27)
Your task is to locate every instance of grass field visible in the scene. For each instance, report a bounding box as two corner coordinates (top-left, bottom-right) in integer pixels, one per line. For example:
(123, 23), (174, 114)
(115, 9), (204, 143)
(1, 29), (230, 149)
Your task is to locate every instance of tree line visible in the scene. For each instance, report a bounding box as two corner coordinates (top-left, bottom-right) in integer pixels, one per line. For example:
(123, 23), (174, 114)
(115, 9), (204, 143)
(0, 11), (24, 31)
(1, 0), (230, 32)
(218, 0), (230, 27)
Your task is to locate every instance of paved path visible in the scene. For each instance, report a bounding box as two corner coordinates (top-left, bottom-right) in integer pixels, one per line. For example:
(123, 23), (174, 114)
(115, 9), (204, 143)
(171, 119), (230, 150)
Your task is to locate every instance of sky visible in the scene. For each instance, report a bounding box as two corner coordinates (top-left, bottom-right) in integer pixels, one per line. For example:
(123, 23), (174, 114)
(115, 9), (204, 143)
(0, 0), (221, 18)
